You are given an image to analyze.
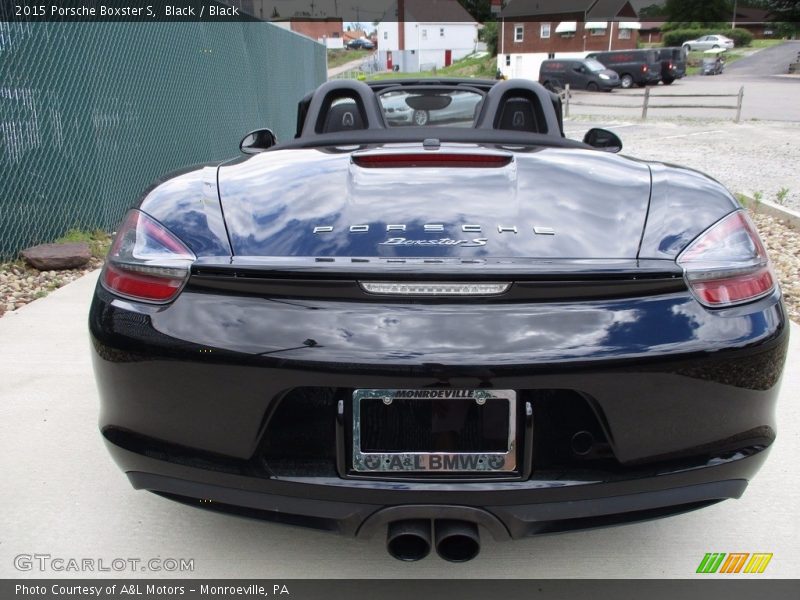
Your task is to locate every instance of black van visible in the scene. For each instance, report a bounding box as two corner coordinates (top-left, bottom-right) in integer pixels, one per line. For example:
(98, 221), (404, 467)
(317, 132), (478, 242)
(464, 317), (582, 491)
(585, 49), (662, 88)
(655, 47), (687, 84)
(538, 58), (621, 92)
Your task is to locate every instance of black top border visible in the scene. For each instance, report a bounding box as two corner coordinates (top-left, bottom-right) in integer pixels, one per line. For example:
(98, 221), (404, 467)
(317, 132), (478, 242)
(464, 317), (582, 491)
(0, 1), (734, 24)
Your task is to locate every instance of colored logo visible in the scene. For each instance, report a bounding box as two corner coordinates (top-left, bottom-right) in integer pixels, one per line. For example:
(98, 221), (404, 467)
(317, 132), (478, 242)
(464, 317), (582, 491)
(696, 553), (773, 574)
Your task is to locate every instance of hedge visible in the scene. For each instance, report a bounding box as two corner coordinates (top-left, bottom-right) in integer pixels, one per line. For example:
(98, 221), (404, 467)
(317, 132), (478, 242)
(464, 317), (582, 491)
(663, 28), (754, 48)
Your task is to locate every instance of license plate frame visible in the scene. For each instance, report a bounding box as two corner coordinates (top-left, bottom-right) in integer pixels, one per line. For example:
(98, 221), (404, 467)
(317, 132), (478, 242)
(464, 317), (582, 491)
(351, 389), (517, 474)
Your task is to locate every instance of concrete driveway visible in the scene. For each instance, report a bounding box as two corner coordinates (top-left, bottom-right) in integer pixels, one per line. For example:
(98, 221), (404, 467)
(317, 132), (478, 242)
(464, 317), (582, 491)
(1, 272), (798, 578)
(725, 40), (800, 78)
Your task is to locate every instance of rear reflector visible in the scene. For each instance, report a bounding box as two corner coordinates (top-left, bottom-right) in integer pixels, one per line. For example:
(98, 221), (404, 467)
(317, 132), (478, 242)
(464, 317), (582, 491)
(353, 153), (512, 169)
(102, 263), (188, 302)
(689, 268), (774, 307)
(360, 282), (511, 296)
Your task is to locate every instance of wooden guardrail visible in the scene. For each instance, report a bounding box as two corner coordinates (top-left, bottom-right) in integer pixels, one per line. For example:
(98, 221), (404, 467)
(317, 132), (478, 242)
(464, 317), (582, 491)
(562, 84), (745, 123)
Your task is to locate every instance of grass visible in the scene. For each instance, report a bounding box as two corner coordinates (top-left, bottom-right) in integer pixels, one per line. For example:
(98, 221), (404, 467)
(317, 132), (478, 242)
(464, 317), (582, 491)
(750, 39), (785, 49)
(367, 54), (496, 81)
(55, 228), (112, 259)
(327, 49), (371, 69)
(737, 191), (765, 213)
(0, 228), (110, 272)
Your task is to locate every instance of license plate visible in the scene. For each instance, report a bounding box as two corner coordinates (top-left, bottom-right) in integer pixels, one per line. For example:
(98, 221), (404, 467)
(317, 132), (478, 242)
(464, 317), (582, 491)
(352, 389), (517, 473)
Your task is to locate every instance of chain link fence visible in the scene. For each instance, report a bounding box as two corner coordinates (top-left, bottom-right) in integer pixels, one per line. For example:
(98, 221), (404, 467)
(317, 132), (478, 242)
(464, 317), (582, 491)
(0, 21), (326, 259)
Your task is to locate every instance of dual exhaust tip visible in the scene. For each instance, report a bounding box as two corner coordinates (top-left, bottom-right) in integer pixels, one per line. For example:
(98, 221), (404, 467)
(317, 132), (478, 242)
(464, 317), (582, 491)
(387, 519), (480, 562)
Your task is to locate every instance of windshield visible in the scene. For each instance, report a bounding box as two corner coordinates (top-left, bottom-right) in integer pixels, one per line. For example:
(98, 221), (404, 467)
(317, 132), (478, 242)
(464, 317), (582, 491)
(584, 59), (606, 73)
(378, 89), (484, 128)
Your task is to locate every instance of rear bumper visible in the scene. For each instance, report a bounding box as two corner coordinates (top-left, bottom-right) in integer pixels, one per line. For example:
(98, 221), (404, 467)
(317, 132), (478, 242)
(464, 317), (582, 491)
(116, 439), (762, 539)
(90, 282), (788, 536)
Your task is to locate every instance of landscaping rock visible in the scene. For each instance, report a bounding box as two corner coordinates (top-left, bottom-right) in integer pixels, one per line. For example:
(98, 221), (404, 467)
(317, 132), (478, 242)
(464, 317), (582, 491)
(20, 243), (92, 271)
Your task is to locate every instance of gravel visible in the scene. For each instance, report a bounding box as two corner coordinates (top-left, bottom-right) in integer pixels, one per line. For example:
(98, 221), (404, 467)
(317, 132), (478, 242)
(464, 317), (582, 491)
(566, 118), (800, 211)
(0, 259), (103, 317)
(751, 211), (800, 323)
(619, 120), (800, 211)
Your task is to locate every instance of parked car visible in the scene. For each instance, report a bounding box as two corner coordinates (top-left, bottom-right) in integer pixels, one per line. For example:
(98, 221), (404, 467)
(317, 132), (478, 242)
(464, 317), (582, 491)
(701, 57), (724, 75)
(585, 49), (662, 88)
(654, 47), (687, 84)
(539, 58), (621, 92)
(347, 38), (374, 50)
(91, 78), (787, 564)
(702, 54), (725, 75)
(682, 34), (735, 52)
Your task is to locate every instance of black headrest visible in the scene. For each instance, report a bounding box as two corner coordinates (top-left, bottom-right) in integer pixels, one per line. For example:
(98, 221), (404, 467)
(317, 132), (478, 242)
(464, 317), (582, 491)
(497, 98), (537, 132)
(322, 102), (365, 133)
(475, 79), (560, 136)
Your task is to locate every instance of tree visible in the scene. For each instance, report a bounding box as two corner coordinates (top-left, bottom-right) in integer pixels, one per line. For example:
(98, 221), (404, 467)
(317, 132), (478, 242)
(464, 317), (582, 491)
(482, 21), (498, 55)
(722, 0), (798, 37)
(639, 3), (668, 17)
(458, 0), (493, 23)
(763, 0), (800, 22)
(665, 0), (733, 23)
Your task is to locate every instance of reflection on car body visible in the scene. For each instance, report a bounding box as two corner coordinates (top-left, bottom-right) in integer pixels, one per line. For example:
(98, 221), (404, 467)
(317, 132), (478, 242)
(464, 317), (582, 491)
(380, 89), (482, 126)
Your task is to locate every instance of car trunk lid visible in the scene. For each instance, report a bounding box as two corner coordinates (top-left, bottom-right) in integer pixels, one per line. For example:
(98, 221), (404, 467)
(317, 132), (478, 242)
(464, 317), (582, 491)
(217, 144), (652, 261)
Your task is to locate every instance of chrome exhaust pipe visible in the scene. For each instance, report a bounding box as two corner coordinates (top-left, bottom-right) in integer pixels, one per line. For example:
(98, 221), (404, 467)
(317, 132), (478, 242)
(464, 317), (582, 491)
(386, 520), (432, 561)
(434, 520), (481, 562)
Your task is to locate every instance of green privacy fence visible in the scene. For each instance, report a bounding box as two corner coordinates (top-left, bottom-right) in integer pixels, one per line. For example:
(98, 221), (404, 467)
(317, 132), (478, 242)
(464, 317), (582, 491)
(0, 20), (326, 259)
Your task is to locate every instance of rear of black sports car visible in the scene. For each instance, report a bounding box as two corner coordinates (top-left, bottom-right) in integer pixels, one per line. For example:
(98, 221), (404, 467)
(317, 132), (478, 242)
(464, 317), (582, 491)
(90, 80), (788, 562)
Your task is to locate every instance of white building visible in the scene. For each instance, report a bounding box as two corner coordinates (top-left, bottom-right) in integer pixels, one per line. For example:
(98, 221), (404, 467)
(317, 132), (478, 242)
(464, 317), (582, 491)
(376, 0), (479, 73)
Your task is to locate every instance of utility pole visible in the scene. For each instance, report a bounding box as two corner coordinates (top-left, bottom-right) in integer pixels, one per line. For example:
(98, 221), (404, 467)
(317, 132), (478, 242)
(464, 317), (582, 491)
(732, 0), (737, 29)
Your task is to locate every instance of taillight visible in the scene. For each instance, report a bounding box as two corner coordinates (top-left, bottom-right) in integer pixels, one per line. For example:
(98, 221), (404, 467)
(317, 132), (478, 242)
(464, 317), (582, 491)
(642, 65), (648, 72)
(677, 210), (775, 308)
(101, 210), (195, 303)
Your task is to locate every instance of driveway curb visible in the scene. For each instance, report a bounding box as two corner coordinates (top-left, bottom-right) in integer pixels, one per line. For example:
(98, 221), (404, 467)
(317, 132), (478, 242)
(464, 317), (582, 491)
(752, 199), (800, 229)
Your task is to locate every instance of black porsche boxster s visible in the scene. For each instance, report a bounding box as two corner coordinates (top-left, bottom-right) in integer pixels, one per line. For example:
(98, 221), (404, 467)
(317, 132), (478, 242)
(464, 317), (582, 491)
(90, 79), (788, 562)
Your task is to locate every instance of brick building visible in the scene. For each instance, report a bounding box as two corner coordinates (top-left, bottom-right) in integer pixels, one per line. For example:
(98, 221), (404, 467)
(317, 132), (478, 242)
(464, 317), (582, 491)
(497, 0), (641, 80)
